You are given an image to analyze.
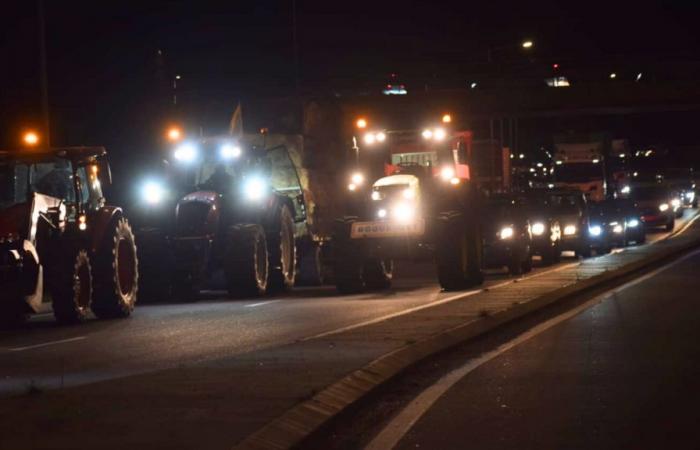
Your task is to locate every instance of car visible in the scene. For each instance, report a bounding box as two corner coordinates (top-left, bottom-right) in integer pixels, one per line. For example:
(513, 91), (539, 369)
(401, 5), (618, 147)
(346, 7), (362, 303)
(0, 147), (139, 326)
(588, 201), (625, 250)
(546, 189), (595, 257)
(606, 198), (646, 245)
(482, 194), (533, 275)
(631, 185), (677, 231)
(519, 190), (561, 266)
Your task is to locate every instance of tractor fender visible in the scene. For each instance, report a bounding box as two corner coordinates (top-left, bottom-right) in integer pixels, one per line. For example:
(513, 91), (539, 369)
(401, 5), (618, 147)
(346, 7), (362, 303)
(88, 206), (123, 254)
(262, 194), (296, 233)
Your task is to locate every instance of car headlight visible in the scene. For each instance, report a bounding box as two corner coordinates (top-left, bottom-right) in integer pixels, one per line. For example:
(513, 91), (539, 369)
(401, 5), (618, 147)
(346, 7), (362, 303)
(392, 203), (416, 223)
(671, 198), (681, 209)
(142, 181), (167, 205)
(589, 225), (602, 236)
(627, 219), (639, 228)
(620, 185), (631, 194)
(174, 143), (198, 162)
(563, 225), (577, 236)
(364, 133), (376, 145)
(433, 128), (447, 141)
(243, 176), (267, 201)
(531, 222), (546, 236)
(377, 208), (387, 218)
(612, 224), (624, 234)
(371, 191), (381, 201)
(220, 144), (241, 160)
(659, 203), (669, 212)
(499, 226), (514, 240)
(376, 132), (386, 142)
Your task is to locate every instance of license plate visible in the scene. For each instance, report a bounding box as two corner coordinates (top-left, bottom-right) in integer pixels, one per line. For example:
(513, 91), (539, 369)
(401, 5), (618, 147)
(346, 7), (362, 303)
(350, 219), (425, 239)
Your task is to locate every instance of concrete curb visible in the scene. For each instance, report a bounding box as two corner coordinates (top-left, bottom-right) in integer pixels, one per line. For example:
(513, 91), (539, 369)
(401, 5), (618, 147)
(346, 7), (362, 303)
(235, 232), (700, 450)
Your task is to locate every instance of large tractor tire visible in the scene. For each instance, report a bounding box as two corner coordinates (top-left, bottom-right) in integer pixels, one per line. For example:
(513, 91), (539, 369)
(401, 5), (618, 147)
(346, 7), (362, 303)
(92, 218), (139, 319)
(267, 205), (296, 293)
(363, 258), (393, 290)
(296, 239), (323, 286)
(435, 213), (484, 291)
(51, 249), (93, 324)
(225, 224), (269, 298)
(333, 219), (365, 294)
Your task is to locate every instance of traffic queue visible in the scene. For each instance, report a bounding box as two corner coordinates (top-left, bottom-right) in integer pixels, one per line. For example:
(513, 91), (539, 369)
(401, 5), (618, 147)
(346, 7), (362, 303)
(0, 115), (695, 326)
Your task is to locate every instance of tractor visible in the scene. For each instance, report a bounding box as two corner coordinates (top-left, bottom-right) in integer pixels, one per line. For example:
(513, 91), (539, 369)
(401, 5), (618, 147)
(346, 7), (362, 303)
(0, 147), (139, 325)
(134, 136), (309, 300)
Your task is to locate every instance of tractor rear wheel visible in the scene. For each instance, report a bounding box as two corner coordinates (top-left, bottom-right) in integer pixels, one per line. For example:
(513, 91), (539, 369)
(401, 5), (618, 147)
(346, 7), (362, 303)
(436, 213), (484, 290)
(92, 218), (138, 319)
(267, 205), (296, 293)
(51, 249), (93, 324)
(225, 224), (269, 298)
(333, 219), (365, 294)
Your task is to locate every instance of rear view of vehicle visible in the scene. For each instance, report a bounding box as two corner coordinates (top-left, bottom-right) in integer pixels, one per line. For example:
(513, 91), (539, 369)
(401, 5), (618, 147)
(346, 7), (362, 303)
(482, 194), (533, 275)
(0, 148), (138, 326)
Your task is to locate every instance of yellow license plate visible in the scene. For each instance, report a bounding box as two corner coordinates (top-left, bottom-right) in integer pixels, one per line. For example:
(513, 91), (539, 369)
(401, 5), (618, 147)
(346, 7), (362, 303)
(350, 219), (425, 239)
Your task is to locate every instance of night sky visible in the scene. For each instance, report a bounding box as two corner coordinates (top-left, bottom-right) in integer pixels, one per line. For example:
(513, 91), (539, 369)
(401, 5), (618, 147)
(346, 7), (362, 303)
(2, 1), (700, 154)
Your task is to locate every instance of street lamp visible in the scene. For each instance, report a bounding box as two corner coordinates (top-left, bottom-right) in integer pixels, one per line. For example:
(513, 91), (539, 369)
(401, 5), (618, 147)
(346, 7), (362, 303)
(166, 126), (182, 142)
(356, 118), (367, 129)
(521, 40), (534, 49)
(488, 40), (534, 63)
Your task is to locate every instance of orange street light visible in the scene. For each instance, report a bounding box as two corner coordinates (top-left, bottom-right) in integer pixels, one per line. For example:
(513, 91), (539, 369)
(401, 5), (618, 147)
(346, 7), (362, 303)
(522, 40), (534, 49)
(442, 114), (452, 124)
(167, 127), (182, 141)
(23, 131), (40, 146)
(356, 118), (367, 129)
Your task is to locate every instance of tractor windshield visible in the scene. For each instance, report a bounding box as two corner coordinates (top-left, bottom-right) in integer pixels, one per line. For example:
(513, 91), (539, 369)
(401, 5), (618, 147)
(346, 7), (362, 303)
(0, 158), (76, 210)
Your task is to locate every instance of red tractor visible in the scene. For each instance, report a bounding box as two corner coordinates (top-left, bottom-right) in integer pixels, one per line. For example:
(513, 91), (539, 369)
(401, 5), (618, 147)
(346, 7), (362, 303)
(0, 147), (139, 326)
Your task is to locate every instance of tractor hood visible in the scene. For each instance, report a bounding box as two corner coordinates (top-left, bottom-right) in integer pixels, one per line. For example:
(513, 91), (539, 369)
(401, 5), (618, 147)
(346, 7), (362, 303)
(174, 190), (221, 238)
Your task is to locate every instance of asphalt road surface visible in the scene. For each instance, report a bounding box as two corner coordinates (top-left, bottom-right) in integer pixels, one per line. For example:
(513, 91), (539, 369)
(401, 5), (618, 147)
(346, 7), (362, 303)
(364, 233), (700, 450)
(0, 211), (694, 397)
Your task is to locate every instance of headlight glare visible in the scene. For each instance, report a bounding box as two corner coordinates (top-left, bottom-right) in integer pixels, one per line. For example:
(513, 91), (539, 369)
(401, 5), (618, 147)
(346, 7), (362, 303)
(563, 225), (577, 236)
(371, 191), (381, 201)
(393, 203), (416, 223)
(659, 203), (669, 212)
(613, 224), (624, 234)
(500, 226), (514, 240)
(220, 144), (241, 159)
(589, 225), (602, 236)
(244, 176), (267, 201)
(531, 222), (546, 236)
(174, 143), (198, 162)
(377, 208), (387, 219)
(627, 219), (639, 227)
(440, 166), (455, 181)
(142, 181), (166, 205)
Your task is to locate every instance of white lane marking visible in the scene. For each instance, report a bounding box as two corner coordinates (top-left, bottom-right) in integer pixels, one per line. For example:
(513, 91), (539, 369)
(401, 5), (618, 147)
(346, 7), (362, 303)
(300, 262), (580, 342)
(244, 300), (280, 308)
(364, 248), (700, 450)
(7, 336), (87, 352)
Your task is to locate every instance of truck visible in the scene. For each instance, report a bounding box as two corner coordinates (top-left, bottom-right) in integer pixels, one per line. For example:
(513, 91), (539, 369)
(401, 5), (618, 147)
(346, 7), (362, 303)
(0, 147), (139, 325)
(552, 133), (629, 201)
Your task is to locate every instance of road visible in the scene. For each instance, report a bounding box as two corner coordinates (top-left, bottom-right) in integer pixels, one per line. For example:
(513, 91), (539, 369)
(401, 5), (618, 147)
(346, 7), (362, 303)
(360, 230), (700, 450)
(0, 212), (693, 397)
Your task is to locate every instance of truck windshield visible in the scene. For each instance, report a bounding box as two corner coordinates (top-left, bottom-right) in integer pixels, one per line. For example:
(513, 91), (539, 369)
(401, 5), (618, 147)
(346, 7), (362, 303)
(555, 163), (603, 182)
(0, 158), (75, 210)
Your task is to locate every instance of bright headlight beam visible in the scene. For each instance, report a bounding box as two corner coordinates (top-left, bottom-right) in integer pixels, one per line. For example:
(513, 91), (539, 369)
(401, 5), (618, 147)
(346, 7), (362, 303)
(613, 224), (624, 234)
(563, 225), (577, 236)
(589, 225), (602, 236)
(351, 172), (364, 185)
(659, 203), (669, 212)
(371, 191), (381, 201)
(376, 132), (386, 142)
(627, 219), (639, 227)
(377, 208), (387, 218)
(142, 181), (166, 205)
(440, 166), (455, 181)
(500, 226), (514, 240)
(220, 144), (241, 159)
(433, 128), (447, 141)
(364, 133), (376, 145)
(174, 143), (198, 162)
(422, 129), (433, 140)
(532, 222), (546, 235)
(244, 177), (267, 201)
(393, 203), (416, 223)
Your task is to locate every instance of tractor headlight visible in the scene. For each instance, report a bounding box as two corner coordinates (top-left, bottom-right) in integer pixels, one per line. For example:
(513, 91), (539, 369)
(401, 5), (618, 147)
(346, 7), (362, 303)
(371, 191), (382, 201)
(433, 128), (447, 141)
(440, 166), (455, 181)
(499, 226), (514, 240)
(377, 208), (387, 219)
(220, 144), (241, 160)
(531, 222), (546, 236)
(173, 143), (198, 163)
(243, 176), (267, 201)
(659, 203), (669, 212)
(589, 225), (602, 236)
(392, 203), (416, 223)
(627, 219), (639, 228)
(142, 181), (167, 205)
(563, 225), (577, 236)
